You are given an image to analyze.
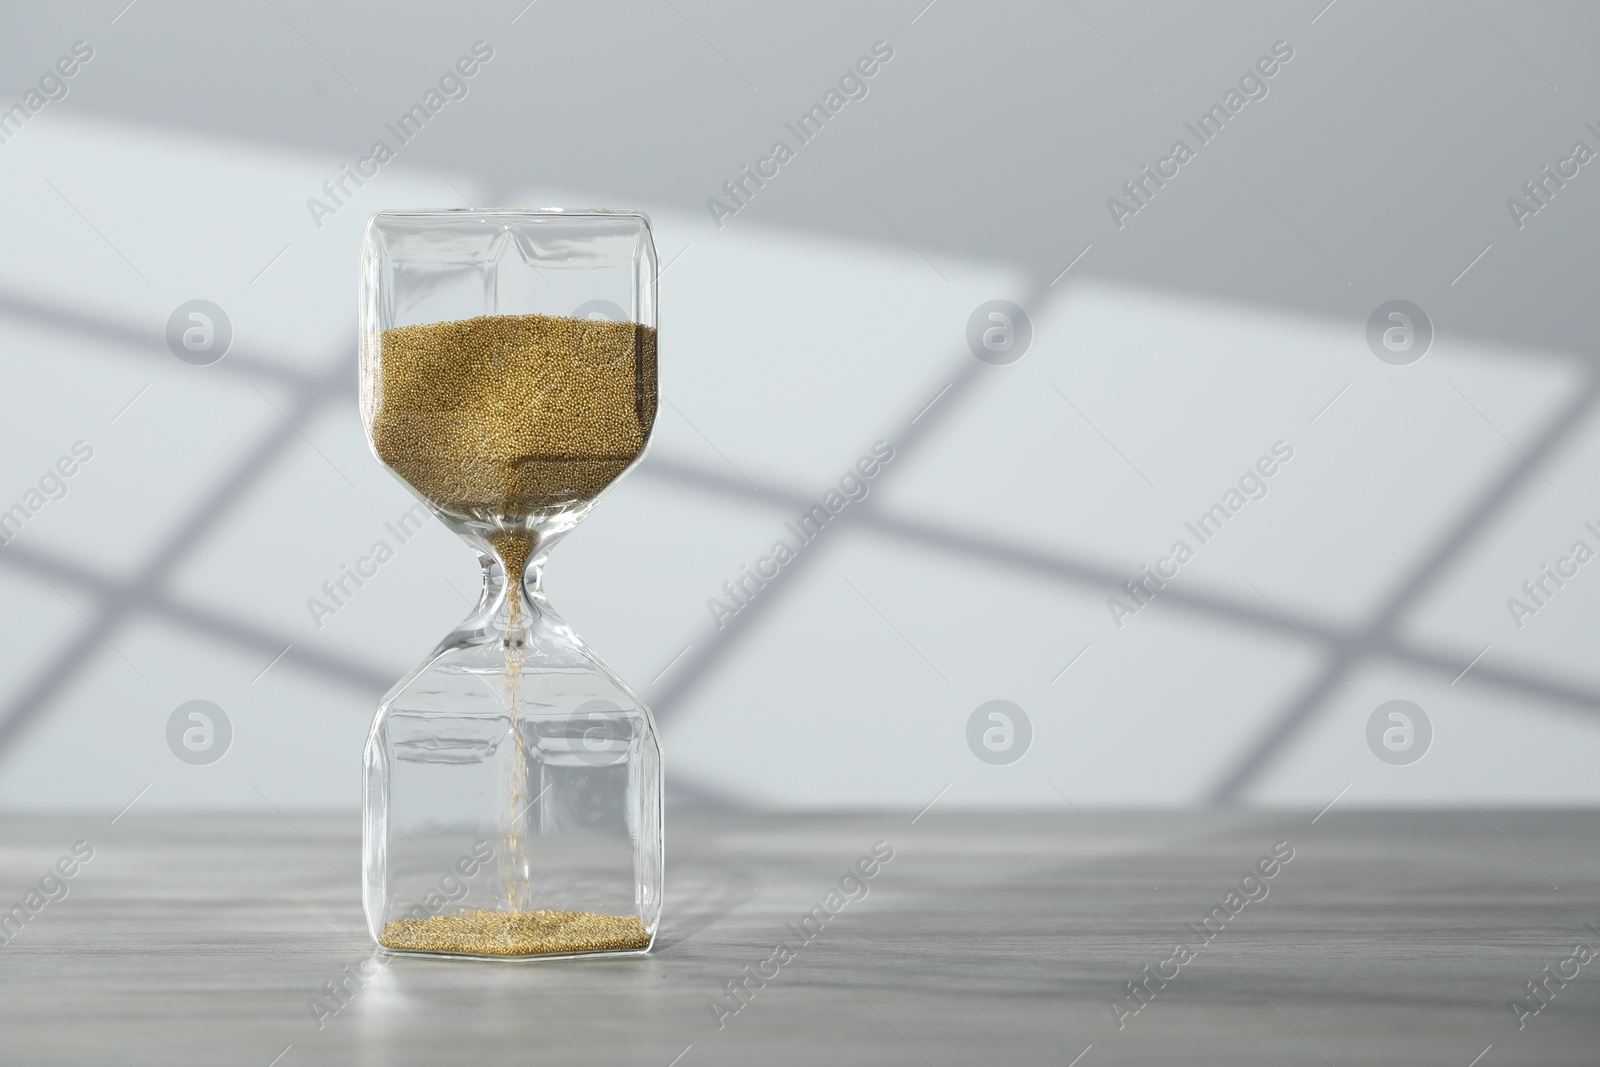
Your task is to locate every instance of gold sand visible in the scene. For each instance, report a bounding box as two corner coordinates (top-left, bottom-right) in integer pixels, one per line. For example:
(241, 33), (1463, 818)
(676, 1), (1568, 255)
(380, 909), (650, 956)
(370, 312), (656, 519)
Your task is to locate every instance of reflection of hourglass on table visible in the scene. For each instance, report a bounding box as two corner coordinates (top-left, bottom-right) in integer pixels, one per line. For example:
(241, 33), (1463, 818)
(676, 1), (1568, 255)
(357, 209), (662, 959)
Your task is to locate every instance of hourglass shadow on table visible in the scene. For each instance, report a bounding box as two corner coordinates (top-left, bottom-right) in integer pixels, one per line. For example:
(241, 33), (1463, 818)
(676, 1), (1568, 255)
(650, 858), (759, 954)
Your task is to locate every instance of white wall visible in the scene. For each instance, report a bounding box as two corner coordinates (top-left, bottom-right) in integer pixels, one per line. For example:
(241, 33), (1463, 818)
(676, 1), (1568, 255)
(1, 0), (1597, 810)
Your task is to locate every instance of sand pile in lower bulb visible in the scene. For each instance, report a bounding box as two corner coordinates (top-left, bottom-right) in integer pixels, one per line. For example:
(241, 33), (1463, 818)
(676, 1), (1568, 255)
(380, 909), (651, 956)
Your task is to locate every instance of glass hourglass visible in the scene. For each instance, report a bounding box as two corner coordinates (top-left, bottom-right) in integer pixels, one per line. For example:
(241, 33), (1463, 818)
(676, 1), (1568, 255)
(357, 209), (662, 959)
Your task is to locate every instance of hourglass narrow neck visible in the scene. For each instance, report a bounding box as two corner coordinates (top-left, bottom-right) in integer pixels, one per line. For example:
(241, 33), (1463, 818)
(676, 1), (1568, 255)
(453, 522), (576, 644)
(481, 547), (544, 631)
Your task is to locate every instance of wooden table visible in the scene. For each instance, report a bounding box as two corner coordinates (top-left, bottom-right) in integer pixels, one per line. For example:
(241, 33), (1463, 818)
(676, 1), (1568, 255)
(1, 809), (1595, 1065)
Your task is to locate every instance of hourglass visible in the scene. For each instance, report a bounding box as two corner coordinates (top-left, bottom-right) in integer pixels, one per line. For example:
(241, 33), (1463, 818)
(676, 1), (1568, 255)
(357, 209), (662, 959)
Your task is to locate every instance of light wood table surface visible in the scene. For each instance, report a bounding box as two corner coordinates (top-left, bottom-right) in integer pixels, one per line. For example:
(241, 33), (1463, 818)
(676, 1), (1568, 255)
(0, 808), (1595, 1065)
